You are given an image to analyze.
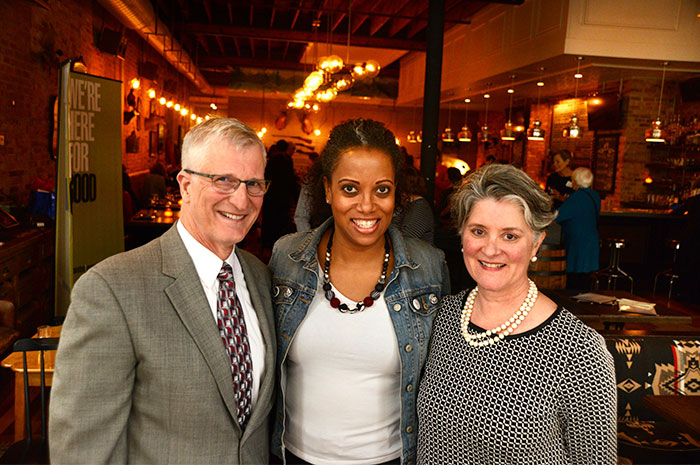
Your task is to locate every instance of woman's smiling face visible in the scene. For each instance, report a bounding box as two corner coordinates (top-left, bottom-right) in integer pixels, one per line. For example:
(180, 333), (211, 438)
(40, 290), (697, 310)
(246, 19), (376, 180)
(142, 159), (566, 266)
(324, 147), (396, 249)
(461, 197), (543, 294)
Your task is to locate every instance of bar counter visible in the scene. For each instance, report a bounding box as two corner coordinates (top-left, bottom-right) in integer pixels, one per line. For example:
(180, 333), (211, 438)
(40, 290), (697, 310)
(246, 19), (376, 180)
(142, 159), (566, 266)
(597, 208), (687, 291)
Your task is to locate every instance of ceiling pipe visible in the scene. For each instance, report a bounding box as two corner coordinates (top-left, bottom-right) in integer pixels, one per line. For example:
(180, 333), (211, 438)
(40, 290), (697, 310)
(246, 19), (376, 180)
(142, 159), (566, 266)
(96, 0), (213, 95)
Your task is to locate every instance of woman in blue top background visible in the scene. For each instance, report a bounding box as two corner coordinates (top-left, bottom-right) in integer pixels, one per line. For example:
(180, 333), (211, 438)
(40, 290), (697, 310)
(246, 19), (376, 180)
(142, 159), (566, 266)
(555, 167), (601, 290)
(269, 118), (449, 465)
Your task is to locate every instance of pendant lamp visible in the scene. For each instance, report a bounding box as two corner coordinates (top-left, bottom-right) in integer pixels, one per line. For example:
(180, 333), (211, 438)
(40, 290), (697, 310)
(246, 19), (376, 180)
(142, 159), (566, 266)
(479, 92), (490, 143)
(457, 98), (472, 142)
(564, 57), (584, 139)
(645, 62), (668, 143)
(527, 68), (546, 141)
(442, 106), (455, 143)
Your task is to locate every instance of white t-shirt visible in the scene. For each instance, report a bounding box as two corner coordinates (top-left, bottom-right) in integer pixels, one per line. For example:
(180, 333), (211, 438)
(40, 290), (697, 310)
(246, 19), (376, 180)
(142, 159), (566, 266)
(284, 275), (401, 465)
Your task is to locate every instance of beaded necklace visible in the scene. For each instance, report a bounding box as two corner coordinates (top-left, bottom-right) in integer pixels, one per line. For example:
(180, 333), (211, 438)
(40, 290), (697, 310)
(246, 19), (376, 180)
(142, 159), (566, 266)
(322, 228), (390, 314)
(460, 279), (538, 347)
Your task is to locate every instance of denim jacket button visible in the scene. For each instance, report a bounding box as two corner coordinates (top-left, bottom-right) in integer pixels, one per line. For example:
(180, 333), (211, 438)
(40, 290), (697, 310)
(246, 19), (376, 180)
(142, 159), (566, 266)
(406, 384), (413, 392)
(405, 425), (414, 433)
(393, 303), (402, 312)
(412, 298), (420, 310)
(404, 344), (413, 352)
(429, 293), (438, 305)
(273, 286), (280, 297)
(283, 287), (293, 298)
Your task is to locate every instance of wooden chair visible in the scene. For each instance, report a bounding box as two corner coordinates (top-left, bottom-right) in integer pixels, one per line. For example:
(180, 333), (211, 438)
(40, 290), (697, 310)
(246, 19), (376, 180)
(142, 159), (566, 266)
(0, 337), (59, 465)
(0, 300), (19, 357)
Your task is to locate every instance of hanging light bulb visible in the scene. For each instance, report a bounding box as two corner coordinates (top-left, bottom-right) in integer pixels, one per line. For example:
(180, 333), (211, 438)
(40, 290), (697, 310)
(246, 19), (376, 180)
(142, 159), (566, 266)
(501, 76), (516, 141)
(319, 55), (345, 74)
(458, 98), (472, 142)
(180, 108), (188, 116)
(130, 78), (140, 89)
(645, 61), (668, 143)
(304, 70), (326, 92)
(333, 76), (355, 92)
(166, 100), (174, 108)
(147, 88), (156, 99)
(442, 105), (455, 143)
(190, 113), (197, 121)
(174, 103), (181, 111)
(364, 60), (380, 78)
(159, 97), (166, 105)
(564, 56), (584, 138)
(479, 92), (491, 142)
(528, 67), (546, 141)
(351, 63), (368, 80)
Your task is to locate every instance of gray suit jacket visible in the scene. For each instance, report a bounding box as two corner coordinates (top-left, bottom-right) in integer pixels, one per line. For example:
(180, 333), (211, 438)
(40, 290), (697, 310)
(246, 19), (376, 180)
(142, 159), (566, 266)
(49, 226), (275, 464)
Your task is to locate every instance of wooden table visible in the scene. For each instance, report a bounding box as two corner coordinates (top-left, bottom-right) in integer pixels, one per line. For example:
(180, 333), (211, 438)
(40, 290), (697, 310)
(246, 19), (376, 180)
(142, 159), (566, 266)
(126, 208), (180, 249)
(643, 395), (700, 438)
(1, 325), (61, 441)
(543, 289), (693, 331)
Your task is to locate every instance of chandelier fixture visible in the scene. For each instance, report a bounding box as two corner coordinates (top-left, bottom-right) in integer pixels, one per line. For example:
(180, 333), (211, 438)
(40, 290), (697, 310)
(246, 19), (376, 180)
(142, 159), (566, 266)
(457, 98), (472, 142)
(407, 105), (419, 143)
(564, 56), (583, 139)
(501, 75), (516, 141)
(645, 61), (668, 143)
(479, 92), (491, 143)
(528, 67), (546, 141)
(287, 10), (380, 108)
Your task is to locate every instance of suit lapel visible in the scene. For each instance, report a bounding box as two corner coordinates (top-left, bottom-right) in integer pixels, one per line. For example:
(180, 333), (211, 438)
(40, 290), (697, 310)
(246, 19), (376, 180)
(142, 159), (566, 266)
(236, 248), (275, 437)
(159, 227), (241, 427)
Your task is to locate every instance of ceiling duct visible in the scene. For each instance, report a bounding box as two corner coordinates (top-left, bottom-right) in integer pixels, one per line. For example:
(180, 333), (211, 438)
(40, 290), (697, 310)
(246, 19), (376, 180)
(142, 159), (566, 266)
(97, 0), (213, 94)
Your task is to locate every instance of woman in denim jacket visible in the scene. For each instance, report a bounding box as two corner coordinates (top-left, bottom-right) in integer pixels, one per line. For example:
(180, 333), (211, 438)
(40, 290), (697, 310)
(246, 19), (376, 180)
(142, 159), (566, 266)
(269, 119), (449, 465)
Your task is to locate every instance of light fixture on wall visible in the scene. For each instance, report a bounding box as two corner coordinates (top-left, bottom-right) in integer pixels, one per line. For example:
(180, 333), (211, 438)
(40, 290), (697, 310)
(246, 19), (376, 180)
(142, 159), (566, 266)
(501, 75), (516, 141)
(645, 61), (669, 143)
(528, 68), (546, 141)
(457, 98), (472, 142)
(442, 105), (455, 143)
(479, 92), (491, 143)
(564, 56), (584, 139)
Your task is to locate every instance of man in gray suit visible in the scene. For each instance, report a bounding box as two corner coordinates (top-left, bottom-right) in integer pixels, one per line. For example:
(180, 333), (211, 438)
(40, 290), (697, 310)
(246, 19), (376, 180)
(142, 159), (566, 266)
(50, 118), (275, 464)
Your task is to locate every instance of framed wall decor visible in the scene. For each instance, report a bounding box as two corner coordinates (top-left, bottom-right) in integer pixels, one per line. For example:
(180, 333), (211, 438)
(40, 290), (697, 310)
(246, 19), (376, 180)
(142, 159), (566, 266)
(592, 133), (619, 195)
(149, 131), (158, 158)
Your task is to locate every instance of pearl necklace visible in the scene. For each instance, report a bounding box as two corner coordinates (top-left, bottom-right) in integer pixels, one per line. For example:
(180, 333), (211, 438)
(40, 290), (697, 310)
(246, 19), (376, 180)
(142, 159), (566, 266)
(460, 279), (538, 347)
(322, 228), (390, 314)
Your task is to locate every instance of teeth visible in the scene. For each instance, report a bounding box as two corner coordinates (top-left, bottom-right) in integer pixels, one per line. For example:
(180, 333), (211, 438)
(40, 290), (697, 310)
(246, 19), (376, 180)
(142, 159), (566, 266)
(352, 219), (378, 229)
(221, 212), (244, 220)
(480, 261), (504, 269)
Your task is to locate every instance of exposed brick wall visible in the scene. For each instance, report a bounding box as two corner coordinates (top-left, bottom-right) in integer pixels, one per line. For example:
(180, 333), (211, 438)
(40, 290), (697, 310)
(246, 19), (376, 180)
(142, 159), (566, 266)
(0, 0), (197, 208)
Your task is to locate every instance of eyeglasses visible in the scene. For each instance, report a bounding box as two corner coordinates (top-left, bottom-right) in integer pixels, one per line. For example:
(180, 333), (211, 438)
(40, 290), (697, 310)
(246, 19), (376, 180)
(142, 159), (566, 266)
(184, 169), (271, 197)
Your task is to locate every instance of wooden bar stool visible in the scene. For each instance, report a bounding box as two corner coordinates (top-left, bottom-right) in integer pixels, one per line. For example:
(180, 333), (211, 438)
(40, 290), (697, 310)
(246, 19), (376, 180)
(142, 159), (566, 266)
(592, 238), (634, 293)
(653, 239), (681, 304)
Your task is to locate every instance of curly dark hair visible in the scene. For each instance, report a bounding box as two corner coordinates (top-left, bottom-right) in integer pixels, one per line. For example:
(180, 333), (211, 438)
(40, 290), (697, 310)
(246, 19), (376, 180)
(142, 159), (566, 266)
(305, 118), (405, 225)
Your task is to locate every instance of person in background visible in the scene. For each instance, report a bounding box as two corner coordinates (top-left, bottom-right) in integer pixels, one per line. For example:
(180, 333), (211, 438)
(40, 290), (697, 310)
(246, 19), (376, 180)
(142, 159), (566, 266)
(49, 118), (276, 464)
(261, 140), (300, 259)
(294, 152), (331, 232)
(435, 167), (463, 228)
(545, 150), (575, 209)
(392, 165), (434, 244)
(418, 164), (616, 464)
(139, 161), (168, 207)
(269, 118), (449, 465)
(555, 167), (601, 290)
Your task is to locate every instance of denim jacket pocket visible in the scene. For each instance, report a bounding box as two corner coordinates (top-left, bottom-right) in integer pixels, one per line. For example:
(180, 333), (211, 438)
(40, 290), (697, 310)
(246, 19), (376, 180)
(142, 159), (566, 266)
(406, 287), (441, 317)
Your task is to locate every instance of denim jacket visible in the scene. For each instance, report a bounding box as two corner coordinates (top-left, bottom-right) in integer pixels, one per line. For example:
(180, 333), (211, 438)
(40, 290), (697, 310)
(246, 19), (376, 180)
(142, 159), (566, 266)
(269, 218), (450, 465)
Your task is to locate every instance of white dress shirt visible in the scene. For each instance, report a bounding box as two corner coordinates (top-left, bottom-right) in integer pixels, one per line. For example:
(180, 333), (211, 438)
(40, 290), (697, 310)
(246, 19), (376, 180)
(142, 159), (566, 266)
(177, 221), (265, 406)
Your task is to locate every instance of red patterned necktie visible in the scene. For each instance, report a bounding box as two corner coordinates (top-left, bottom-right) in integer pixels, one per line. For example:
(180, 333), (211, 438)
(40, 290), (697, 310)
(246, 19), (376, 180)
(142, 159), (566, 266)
(216, 262), (253, 429)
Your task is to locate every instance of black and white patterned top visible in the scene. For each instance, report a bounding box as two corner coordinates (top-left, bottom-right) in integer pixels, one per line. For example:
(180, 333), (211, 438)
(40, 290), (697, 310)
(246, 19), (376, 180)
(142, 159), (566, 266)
(417, 290), (617, 465)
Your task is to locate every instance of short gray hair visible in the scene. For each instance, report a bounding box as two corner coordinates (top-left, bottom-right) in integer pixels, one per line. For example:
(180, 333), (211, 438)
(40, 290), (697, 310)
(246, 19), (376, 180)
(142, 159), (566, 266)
(452, 164), (556, 241)
(572, 167), (594, 188)
(181, 117), (266, 170)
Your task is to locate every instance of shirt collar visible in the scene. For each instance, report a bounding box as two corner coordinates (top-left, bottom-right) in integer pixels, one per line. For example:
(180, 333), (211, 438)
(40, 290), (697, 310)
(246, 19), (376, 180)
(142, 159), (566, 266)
(176, 221), (237, 291)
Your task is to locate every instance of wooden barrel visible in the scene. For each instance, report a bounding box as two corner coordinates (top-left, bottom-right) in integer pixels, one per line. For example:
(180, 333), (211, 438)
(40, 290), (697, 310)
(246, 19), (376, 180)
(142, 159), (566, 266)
(528, 244), (567, 289)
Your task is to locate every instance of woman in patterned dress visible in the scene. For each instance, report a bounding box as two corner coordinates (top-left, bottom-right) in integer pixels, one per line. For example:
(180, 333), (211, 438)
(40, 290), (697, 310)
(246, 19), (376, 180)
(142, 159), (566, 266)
(417, 164), (617, 464)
